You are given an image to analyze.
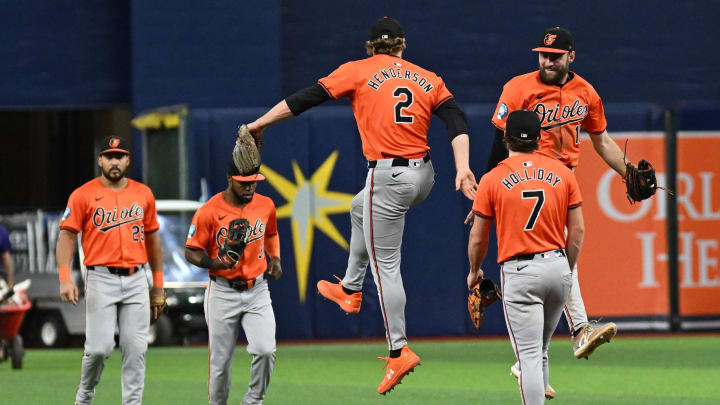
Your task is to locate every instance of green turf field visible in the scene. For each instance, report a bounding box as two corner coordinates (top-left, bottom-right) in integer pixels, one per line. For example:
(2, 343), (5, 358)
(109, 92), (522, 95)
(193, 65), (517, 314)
(1, 336), (718, 404)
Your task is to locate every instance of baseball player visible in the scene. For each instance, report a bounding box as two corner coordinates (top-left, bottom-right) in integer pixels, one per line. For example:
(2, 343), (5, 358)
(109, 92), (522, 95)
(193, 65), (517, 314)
(484, 27), (619, 366)
(469, 110), (585, 405)
(57, 136), (165, 405)
(185, 158), (282, 405)
(244, 17), (476, 394)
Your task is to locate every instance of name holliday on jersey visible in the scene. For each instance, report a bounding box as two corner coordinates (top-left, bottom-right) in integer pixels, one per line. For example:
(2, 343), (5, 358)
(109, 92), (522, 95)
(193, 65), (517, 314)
(533, 99), (588, 129)
(366, 66), (436, 92)
(501, 167), (562, 191)
(92, 203), (144, 232)
(215, 218), (266, 247)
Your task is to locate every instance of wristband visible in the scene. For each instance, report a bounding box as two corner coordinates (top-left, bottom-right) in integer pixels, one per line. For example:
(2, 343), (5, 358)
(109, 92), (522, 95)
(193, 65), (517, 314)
(58, 265), (71, 283)
(152, 271), (164, 288)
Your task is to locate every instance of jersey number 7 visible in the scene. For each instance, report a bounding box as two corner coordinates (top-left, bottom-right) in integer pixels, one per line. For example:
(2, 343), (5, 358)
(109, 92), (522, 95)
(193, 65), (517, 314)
(522, 190), (545, 231)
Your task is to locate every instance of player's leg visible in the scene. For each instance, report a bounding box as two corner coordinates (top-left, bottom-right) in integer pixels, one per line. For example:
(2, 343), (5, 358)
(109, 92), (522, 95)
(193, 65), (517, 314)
(117, 270), (150, 405)
(240, 279), (277, 405)
(205, 280), (243, 405)
(364, 160), (433, 394)
(316, 190), (366, 313)
(342, 190), (370, 289)
(501, 262), (545, 405)
(564, 264), (617, 359)
(540, 255), (573, 399)
(76, 269), (119, 405)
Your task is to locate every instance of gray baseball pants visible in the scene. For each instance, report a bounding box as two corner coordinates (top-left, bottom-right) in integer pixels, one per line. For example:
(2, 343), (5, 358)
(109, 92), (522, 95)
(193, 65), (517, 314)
(205, 273), (276, 405)
(76, 266), (150, 405)
(342, 156), (434, 350)
(501, 250), (572, 405)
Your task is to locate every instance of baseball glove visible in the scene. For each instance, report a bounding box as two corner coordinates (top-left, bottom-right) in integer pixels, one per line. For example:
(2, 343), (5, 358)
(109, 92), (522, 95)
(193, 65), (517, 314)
(218, 218), (251, 268)
(623, 159), (660, 204)
(468, 279), (502, 330)
(233, 124), (262, 173)
(149, 287), (167, 324)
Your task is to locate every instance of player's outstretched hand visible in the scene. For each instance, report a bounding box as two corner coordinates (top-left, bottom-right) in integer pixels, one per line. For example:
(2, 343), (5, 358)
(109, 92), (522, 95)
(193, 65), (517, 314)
(246, 122), (265, 148)
(60, 280), (78, 305)
(267, 257), (282, 280)
(467, 269), (484, 290)
(456, 168), (478, 200)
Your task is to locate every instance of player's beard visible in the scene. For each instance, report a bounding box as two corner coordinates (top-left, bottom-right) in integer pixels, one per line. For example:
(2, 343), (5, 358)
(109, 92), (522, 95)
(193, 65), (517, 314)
(231, 188), (254, 204)
(102, 166), (127, 183)
(539, 61), (570, 86)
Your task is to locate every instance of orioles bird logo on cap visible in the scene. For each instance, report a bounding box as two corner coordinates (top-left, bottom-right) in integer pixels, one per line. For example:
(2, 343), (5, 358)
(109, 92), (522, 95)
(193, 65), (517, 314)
(544, 34), (557, 45)
(109, 138), (120, 148)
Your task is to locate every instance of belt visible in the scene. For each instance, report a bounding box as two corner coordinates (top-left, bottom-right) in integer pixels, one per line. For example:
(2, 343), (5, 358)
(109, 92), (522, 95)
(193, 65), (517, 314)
(210, 273), (263, 291)
(87, 266), (139, 276)
(368, 152), (430, 168)
(509, 249), (566, 262)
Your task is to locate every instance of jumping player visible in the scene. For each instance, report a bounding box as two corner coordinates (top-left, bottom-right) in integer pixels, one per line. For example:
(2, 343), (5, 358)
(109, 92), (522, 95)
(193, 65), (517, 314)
(484, 27), (618, 365)
(57, 136), (164, 405)
(185, 158), (282, 405)
(469, 110), (585, 405)
(244, 17), (476, 394)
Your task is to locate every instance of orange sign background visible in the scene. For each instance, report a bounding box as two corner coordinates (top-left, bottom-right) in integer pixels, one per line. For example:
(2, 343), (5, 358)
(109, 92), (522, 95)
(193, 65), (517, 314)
(575, 133), (720, 317)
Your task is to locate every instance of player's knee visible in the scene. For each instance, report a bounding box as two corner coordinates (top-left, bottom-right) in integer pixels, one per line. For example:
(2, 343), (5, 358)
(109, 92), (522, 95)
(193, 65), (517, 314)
(85, 343), (115, 359)
(251, 343), (276, 360)
(350, 195), (363, 220)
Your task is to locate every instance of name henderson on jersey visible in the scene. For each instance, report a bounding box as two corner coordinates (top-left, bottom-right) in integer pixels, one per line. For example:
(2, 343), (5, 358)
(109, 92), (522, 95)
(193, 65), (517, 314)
(366, 64), (436, 92)
(500, 164), (563, 191)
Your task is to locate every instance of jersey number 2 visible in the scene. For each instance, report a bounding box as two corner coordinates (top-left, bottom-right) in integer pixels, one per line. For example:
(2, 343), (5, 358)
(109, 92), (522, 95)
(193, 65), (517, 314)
(393, 87), (414, 124)
(522, 190), (545, 231)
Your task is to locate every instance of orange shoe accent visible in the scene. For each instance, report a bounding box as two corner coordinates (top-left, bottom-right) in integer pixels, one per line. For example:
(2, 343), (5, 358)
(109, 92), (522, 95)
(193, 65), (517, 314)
(316, 275), (362, 314)
(377, 345), (421, 395)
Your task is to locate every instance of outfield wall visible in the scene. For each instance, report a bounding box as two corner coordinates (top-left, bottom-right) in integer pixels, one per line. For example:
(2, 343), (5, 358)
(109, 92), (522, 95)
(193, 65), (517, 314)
(184, 102), (719, 339)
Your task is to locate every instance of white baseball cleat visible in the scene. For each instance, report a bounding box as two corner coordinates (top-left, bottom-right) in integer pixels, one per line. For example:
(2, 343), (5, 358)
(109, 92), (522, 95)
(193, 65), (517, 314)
(510, 362), (556, 399)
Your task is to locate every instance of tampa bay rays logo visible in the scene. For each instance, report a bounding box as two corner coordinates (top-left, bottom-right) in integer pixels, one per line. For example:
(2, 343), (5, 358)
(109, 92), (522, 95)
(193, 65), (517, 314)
(109, 137), (121, 148)
(260, 151), (353, 302)
(544, 34), (557, 45)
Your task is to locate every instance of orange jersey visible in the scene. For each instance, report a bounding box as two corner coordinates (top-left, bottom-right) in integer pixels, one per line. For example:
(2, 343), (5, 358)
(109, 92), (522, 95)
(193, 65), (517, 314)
(473, 152), (582, 263)
(318, 54), (454, 160)
(491, 71), (607, 168)
(60, 178), (160, 267)
(186, 192), (278, 280)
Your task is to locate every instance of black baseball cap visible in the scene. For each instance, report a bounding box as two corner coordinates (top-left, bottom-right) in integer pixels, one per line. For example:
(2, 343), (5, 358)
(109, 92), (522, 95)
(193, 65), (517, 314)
(506, 110), (541, 141)
(532, 27), (574, 54)
(99, 136), (130, 155)
(227, 158), (265, 182)
(369, 17), (404, 41)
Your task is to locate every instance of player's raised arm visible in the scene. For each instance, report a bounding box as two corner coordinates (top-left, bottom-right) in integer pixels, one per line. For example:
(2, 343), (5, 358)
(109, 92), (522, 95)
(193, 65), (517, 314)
(589, 130), (627, 177)
(433, 98), (477, 199)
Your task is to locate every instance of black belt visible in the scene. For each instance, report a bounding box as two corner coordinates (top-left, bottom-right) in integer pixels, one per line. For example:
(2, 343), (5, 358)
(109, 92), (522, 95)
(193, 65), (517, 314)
(87, 266), (139, 276)
(210, 275), (258, 291)
(368, 152), (431, 168)
(511, 249), (566, 262)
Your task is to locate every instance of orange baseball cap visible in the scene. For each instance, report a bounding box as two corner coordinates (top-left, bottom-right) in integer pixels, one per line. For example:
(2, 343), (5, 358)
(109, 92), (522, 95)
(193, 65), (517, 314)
(227, 159), (265, 182)
(532, 27), (574, 54)
(99, 136), (130, 155)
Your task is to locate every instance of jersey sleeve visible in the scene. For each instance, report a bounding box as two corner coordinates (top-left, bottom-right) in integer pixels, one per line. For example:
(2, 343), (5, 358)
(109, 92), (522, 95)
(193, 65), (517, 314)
(59, 189), (87, 233)
(472, 174), (495, 219)
(491, 81), (523, 131)
(431, 77), (454, 110)
(143, 187), (160, 233)
(581, 87), (607, 134)
(317, 62), (358, 99)
(266, 201), (278, 237)
(566, 170), (583, 209)
(185, 207), (213, 251)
